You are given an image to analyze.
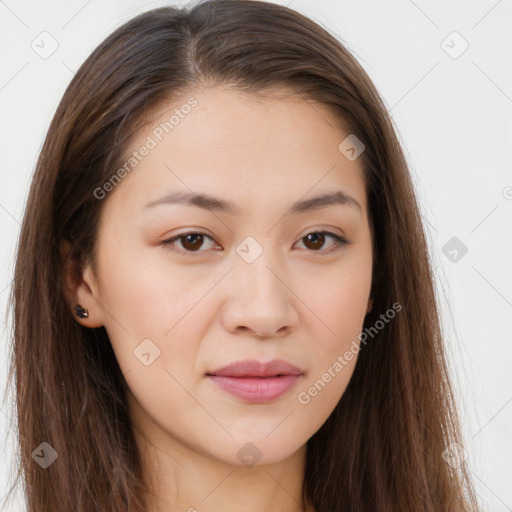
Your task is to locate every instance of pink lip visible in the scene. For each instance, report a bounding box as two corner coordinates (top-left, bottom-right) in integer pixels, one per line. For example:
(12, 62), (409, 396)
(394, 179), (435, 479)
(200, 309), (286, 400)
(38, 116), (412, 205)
(206, 359), (303, 403)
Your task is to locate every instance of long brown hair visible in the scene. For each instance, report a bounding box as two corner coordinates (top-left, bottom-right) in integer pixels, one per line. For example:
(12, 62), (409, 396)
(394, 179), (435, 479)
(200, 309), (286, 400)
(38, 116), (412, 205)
(4, 0), (481, 510)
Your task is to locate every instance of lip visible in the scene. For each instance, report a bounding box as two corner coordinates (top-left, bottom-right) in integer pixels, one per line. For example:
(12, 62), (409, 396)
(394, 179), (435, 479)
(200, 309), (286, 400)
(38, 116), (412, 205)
(206, 359), (303, 403)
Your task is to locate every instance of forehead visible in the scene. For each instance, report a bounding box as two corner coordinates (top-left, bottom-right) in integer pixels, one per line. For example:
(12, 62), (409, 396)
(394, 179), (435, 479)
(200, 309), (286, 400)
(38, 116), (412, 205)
(101, 85), (368, 221)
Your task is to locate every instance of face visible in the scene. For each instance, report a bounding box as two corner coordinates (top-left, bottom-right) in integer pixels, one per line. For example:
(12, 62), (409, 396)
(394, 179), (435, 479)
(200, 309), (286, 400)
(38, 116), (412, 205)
(70, 85), (373, 468)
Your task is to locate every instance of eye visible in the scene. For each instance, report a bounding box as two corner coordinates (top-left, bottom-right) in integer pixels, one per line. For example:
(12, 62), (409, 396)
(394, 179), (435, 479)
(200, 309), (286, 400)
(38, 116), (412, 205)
(161, 231), (218, 253)
(295, 231), (348, 252)
(161, 230), (348, 255)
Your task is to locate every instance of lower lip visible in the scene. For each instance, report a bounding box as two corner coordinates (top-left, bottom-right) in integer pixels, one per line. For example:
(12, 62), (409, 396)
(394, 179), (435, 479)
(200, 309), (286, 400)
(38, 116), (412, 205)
(207, 375), (302, 403)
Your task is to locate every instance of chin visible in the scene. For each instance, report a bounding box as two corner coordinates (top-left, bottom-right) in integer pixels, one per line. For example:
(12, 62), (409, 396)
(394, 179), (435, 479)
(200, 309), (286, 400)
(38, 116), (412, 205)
(216, 435), (306, 468)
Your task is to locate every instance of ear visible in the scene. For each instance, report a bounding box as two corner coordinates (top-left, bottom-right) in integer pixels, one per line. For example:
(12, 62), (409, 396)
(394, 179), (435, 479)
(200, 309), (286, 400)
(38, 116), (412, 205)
(60, 239), (104, 328)
(366, 298), (373, 314)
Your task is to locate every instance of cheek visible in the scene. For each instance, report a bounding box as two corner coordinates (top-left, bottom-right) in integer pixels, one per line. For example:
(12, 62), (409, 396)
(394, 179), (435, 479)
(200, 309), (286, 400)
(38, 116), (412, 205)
(296, 258), (372, 340)
(95, 245), (209, 374)
(100, 237), (210, 327)
(294, 258), (371, 402)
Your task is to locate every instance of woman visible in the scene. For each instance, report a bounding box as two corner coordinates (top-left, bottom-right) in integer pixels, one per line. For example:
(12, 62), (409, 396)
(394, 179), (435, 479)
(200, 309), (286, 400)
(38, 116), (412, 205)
(5, 0), (481, 510)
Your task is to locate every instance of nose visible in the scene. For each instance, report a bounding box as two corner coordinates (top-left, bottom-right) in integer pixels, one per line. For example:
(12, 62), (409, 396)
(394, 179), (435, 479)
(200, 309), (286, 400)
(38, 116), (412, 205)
(221, 254), (299, 339)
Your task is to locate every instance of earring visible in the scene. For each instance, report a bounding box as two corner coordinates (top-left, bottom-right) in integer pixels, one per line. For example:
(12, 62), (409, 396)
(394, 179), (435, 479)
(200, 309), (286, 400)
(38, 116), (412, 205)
(74, 304), (89, 318)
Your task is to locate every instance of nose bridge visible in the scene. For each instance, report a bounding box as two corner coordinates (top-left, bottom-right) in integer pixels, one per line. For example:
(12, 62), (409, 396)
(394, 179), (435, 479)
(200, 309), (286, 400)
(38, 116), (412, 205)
(235, 235), (286, 305)
(222, 235), (297, 336)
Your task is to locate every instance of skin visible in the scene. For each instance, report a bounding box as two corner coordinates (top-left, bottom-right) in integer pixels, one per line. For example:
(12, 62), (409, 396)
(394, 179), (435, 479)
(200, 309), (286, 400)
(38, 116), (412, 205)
(61, 85), (374, 512)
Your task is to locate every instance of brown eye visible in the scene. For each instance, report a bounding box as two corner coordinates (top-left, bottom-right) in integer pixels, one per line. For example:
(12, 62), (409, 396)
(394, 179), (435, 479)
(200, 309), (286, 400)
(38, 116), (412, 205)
(181, 233), (205, 251)
(303, 232), (326, 250)
(162, 230), (347, 256)
(161, 231), (217, 253)
(297, 231), (348, 252)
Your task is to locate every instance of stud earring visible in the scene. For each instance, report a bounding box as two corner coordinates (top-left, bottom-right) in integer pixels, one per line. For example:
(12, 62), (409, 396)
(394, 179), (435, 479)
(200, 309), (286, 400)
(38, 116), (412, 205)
(74, 304), (89, 318)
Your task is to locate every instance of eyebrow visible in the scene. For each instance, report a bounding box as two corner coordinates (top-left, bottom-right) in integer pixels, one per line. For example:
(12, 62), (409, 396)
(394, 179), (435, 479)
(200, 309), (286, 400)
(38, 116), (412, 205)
(144, 190), (362, 215)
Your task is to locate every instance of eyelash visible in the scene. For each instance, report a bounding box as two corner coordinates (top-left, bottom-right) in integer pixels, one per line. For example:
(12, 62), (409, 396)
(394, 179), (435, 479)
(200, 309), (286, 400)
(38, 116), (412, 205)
(161, 230), (348, 256)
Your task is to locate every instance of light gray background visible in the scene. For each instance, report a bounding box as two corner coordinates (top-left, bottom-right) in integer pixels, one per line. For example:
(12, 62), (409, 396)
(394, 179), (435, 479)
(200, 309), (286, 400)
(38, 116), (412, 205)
(1, 0), (511, 510)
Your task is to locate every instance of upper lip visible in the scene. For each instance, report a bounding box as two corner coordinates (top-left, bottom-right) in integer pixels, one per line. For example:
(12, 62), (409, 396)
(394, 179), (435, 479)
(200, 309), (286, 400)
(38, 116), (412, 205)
(207, 359), (303, 378)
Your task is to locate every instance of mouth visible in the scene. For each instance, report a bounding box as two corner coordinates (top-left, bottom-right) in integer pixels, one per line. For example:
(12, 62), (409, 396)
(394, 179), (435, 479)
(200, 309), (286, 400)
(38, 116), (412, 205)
(206, 359), (303, 403)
